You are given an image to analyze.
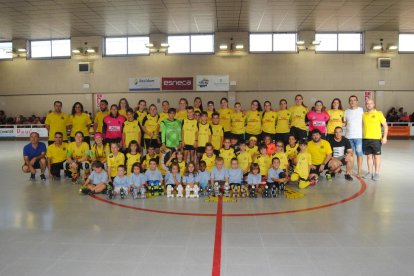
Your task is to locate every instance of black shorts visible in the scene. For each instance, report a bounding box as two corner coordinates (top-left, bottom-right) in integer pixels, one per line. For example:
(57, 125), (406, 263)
(274, 133), (290, 146)
(183, 144), (195, 151)
(50, 161), (64, 177)
(363, 139), (382, 155)
(310, 164), (324, 176)
(231, 134), (245, 143)
(224, 131), (232, 139)
(290, 127), (307, 141)
(196, 147), (206, 154)
(144, 138), (160, 149)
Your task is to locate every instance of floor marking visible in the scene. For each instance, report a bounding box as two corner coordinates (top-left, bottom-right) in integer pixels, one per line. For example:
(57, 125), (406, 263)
(212, 196), (223, 276)
(89, 177), (367, 217)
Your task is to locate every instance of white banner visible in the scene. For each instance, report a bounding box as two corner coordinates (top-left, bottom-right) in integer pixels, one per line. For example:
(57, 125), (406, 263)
(196, 75), (229, 91)
(15, 127), (48, 138)
(0, 128), (15, 137)
(129, 77), (161, 91)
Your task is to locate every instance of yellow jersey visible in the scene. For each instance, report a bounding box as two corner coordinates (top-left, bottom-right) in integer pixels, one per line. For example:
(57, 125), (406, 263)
(126, 152), (141, 176)
(207, 110), (214, 124)
(246, 145), (259, 160)
(123, 119), (141, 147)
(211, 124), (224, 150)
(176, 110), (187, 121)
(107, 152), (125, 177)
(67, 142), (89, 160)
(69, 113), (92, 137)
(236, 151), (252, 172)
(182, 118), (198, 145)
(202, 153), (216, 172)
(262, 111), (277, 134)
(219, 108), (233, 132)
(276, 109), (291, 133)
(289, 105), (308, 130)
(178, 160), (186, 176)
(94, 111), (109, 134)
(245, 111), (262, 135)
(118, 109), (127, 119)
(231, 112), (245, 134)
(90, 143), (107, 162)
(255, 154), (272, 176)
(285, 144), (299, 160)
(45, 112), (69, 141)
(135, 110), (147, 126)
(46, 142), (68, 164)
(327, 109), (344, 134)
(271, 152), (289, 171)
(219, 148), (236, 168)
(159, 112), (169, 124)
(198, 122), (212, 147)
(363, 110), (386, 139)
(295, 152), (312, 179)
(307, 139), (332, 165)
(142, 114), (160, 139)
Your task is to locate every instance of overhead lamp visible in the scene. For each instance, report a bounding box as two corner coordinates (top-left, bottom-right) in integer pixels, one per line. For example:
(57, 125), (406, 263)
(219, 44), (228, 50)
(235, 44), (244, 50)
(86, 48), (95, 53)
(72, 49), (81, 54)
(17, 48), (27, 52)
(72, 42), (98, 56)
(145, 43), (154, 48)
(388, 45), (398, 51)
(296, 40), (305, 45)
(160, 42), (169, 48)
(372, 44), (382, 51)
(312, 40), (321, 46)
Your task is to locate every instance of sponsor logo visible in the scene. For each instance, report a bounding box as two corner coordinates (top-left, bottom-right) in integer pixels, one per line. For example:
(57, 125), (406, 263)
(198, 78), (209, 88)
(162, 77), (193, 90)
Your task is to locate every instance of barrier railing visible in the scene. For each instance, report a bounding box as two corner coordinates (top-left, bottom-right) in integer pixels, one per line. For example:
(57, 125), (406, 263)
(0, 124), (48, 138)
(387, 122), (414, 138)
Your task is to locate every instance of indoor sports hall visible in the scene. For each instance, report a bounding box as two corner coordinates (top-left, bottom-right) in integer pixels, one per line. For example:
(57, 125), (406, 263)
(1, 1), (414, 276)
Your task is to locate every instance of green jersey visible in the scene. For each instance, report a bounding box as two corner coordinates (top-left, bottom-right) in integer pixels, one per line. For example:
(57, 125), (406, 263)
(160, 119), (182, 148)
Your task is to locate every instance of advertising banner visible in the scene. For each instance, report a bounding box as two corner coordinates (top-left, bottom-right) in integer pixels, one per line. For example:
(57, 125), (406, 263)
(0, 128), (15, 137)
(162, 77), (193, 90)
(196, 75), (229, 91)
(129, 77), (161, 91)
(15, 127), (48, 138)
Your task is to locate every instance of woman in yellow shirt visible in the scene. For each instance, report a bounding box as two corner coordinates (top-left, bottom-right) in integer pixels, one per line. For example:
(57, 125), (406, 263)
(289, 94), (308, 141)
(193, 97), (203, 113)
(231, 102), (246, 142)
(327, 98), (344, 141)
(219, 97), (233, 138)
(176, 98), (188, 121)
(135, 100), (147, 126)
(118, 98), (130, 119)
(206, 101), (216, 124)
(68, 102), (92, 145)
(245, 100), (262, 141)
(275, 99), (292, 146)
(66, 131), (90, 180)
(261, 101), (277, 142)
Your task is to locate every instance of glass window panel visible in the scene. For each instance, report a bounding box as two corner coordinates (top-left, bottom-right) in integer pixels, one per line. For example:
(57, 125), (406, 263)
(338, 33), (362, 51)
(399, 34), (414, 52)
(273, 33), (297, 52)
(31, 40), (52, 58)
(0, 42), (13, 59)
(315, 33), (338, 52)
(128, 36), (149, 54)
(191, 34), (214, 53)
(168, 36), (190, 53)
(51, 39), (71, 57)
(105, 37), (127, 55)
(249, 34), (272, 52)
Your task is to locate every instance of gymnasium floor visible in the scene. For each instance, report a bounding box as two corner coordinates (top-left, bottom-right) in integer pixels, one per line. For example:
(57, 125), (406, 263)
(1, 140), (414, 276)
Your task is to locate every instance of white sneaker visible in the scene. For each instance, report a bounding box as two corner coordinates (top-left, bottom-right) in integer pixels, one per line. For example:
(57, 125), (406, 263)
(362, 172), (372, 179)
(372, 174), (380, 181)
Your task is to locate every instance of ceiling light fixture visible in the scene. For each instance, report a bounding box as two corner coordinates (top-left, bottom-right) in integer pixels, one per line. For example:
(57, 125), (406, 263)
(296, 40), (305, 45)
(235, 44), (244, 50)
(219, 44), (228, 50)
(145, 43), (154, 48)
(388, 45), (398, 51)
(312, 40), (321, 46)
(160, 42), (169, 48)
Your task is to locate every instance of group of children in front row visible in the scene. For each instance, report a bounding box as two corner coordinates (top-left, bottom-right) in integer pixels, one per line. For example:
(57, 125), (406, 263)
(80, 133), (317, 198)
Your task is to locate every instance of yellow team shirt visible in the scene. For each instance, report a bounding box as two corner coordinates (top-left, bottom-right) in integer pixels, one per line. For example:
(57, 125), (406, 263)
(220, 148), (236, 169)
(176, 110), (187, 121)
(262, 111), (277, 134)
(285, 144), (299, 160)
(107, 152), (125, 177)
(245, 111), (262, 135)
(276, 109), (291, 133)
(271, 152), (289, 171)
(142, 154), (158, 169)
(159, 112), (169, 124)
(142, 114), (160, 139)
(182, 118), (198, 145)
(135, 110), (147, 126)
(231, 112), (246, 134)
(255, 154), (272, 176)
(363, 110), (386, 139)
(219, 108), (233, 132)
(237, 151), (252, 172)
(246, 145), (259, 160)
(46, 142), (68, 164)
(94, 111), (109, 134)
(307, 140), (332, 165)
(45, 112), (69, 141)
(69, 113), (92, 138)
(289, 105), (308, 130)
(67, 142), (89, 160)
(90, 143), (107, 162)
(210, 124), (224, 150)
(123, 119), (141, 147)
(198, 122), (212, 147)
(178, 160), (186, 176)
(327, 109), (344, 134)
(126, 152), (141, 176)
(207, 110), (214, 124)
(202, 153), (216, 172)
(118, 109), (127, 118)
(295, 152), (312, 179)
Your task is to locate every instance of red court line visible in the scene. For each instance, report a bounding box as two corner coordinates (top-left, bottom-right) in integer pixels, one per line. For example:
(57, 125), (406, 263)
(89, 177), (367, 217)
(212, 196), (223, 276)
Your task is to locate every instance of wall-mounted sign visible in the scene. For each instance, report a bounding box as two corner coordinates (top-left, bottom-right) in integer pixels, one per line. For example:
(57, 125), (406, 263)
(196, 75), (229, 91)
(162, 77), (193, 90)
(129, 77), (161, 91)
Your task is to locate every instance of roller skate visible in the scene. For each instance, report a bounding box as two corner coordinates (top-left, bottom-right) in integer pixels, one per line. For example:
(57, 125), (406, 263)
(177, 184), (184, 197)
(131, 187), (138, 199)
(166, 185), (174, 198)
(262, 185), (270, 198)
(207, 185), (213, 197)
(120, 188), (126, 199)
(223, 182), (231, 197)
(158, 185), (164, 196)
(198, 186), (204, 197)
(79, 185), (90, 195)
(213, 182), (220, 197)
(249, 185), (257, 198)
(240, 185), (248, 198)
(139, 186), (147, 198)
(193, 185), (200, 198)
(270, 184), (278, 198)
(107, 185), (114, 199)
(149, 183), (155, 197)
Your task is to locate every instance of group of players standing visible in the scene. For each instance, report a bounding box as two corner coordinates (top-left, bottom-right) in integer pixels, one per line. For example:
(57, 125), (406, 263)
(22, 93), (388, 198)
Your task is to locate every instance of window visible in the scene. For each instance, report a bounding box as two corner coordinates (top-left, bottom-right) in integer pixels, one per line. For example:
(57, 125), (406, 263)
(105, 36), (149, 56)
(249, 33), (297, 52)
(315, 33), (363, 52)
(0, 42), (12, 59)
(167, 34), (214, 54)
(399, 33), (414, 52)
(30, 39), (71, 58)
